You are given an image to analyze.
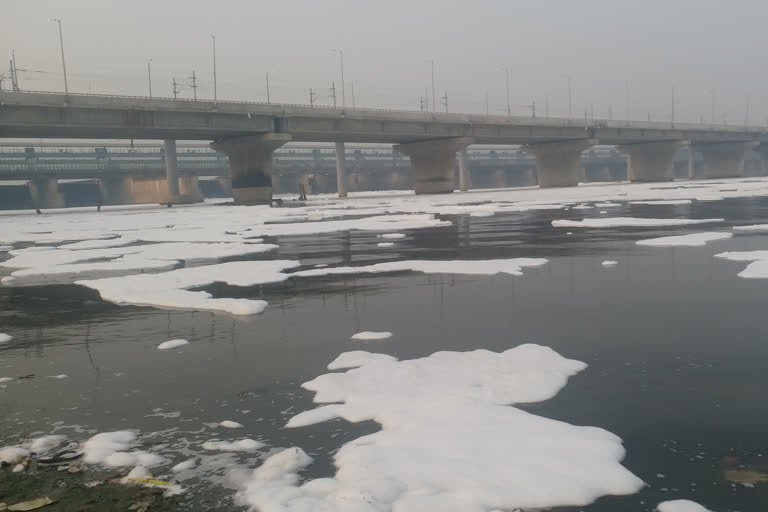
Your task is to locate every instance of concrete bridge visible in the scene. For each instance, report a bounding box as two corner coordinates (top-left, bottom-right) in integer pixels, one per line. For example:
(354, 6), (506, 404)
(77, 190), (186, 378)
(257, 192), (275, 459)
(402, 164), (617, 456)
(2, 91), (768, 207)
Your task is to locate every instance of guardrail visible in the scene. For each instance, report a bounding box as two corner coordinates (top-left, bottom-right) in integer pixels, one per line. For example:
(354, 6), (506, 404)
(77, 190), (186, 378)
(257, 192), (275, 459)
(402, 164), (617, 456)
(4, 89), (767, 134)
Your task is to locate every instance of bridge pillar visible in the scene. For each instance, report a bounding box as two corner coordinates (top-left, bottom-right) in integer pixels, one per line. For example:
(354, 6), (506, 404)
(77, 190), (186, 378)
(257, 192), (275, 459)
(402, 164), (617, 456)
(394, 137), (473, 194)
(163, 139), (180, 203)
(28, 178), (66, 209)
(99, 176), (134, 205)
(218, 176), (233, 196)
(458, 149), (470, 192)
(523, 139), (598, 187)
(618, 140), (683, 182)
(211, 133), (292, 205)
(335, 141), (348, 198)
(757, 144), (768, 176)
(695, 142), (755, 178)
(178, 175), (204, 203)
(687, 145), (696, 179)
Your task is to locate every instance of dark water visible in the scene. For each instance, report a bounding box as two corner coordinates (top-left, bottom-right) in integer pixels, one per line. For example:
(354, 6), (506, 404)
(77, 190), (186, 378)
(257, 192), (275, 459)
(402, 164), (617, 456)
(2, 197), (768, 511)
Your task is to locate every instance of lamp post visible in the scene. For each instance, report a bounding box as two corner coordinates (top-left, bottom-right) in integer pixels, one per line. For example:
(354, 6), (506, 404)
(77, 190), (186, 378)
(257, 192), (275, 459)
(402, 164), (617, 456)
(147, 58), (153, 98)
(49, 18), (68, 94)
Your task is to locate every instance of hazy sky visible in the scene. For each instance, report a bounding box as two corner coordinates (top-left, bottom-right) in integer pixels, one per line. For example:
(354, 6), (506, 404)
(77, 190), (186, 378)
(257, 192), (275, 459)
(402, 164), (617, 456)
(3, 0), (768, 124)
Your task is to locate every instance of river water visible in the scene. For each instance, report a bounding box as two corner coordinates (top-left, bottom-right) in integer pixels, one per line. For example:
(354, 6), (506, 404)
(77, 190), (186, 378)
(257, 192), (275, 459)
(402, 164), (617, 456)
(1, 182), (768, 511)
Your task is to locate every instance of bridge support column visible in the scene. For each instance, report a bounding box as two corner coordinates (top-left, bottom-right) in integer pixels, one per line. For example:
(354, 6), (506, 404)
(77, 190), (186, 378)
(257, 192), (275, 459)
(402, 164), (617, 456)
(28, 178), (66, 209)
(99, 176), (134, 205)
(618, 140), (683, 182)
(687, 145), (696, 179)
(458, 149), (470, 192)
(163, 139), (180, 203)
(394, 137), (473, 194)
(178, 176), (204, 203)
(211, 133), (292, 205)
(523, 139), (597, 187)
(218, 176), (233, 196)
(335, 141), (348, 198)
(695, 142), (755, 178)
(757, 144), (768, 176)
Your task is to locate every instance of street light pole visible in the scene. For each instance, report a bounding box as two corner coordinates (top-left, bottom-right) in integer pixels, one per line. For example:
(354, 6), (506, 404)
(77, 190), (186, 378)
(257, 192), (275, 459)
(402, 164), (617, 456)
(430, 60), (436, 113)
(505, 68), (511, 118)
(211, 34), (217, 102)
(147, 58), (153, 98)
(50, 18), (68, 94)
(568, 75), (572, 119)
(339, 49), (345, 107)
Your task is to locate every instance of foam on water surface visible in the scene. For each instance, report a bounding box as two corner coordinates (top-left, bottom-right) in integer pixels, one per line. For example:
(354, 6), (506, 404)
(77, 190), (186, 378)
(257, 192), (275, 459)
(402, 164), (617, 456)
(350, 331), (393, 341)
(157, 339), (190, 350)
(715, 251), (768, 278)
(295, 258), (548, 278)
(636, 232), (733, 247)
(553, 218), (724, 228)
(237, 344), (643, 512)
(657, 500), (714, 512)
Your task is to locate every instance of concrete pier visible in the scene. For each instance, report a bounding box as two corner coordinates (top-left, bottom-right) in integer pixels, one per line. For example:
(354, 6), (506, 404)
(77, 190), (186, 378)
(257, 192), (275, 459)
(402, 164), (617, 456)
(688, 145), (696, 179)
(458, 149), (470, 192)
(28, 178), (66, 209)
(163, 139), (180, 203)
(335, 141), (348, 198)
(99, 176), (134, 205)
(211, 133), (292, 204)
(523, 139), (598, 187)
(394, 137), (473, 194)
(696, 142), (754, 178)
(619, 140), (683, 182)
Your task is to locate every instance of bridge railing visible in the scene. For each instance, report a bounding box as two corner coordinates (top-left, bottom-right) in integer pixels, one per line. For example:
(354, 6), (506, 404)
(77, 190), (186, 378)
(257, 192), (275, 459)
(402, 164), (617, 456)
(4, 89), (767, 134)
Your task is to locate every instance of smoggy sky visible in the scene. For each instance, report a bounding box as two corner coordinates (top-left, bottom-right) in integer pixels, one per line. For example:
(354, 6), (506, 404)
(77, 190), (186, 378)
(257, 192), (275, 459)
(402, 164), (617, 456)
(3, 0), (767, 124)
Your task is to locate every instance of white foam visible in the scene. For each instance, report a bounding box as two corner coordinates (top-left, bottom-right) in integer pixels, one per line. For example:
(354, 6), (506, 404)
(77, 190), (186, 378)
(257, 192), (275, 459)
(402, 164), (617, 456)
(733, 224), (768, 232)
(4, 242), (278, 279)
(657, 500), (714, 512)
(47, 374), (68, 379)
(295, 258), (548, 278)
(171, 459), (197, 473)
(636, 232), (733, 247)
(379, 233), (406, 239)
(0, 377), (13, 383)
(553, 218), (724, 228)
(157, 339), (190, 350)
(239, 344), (642, 511)
(0, 333), (11, 343)
(0, 447), (29, 464)
(201, 439), (264, 452)
(77, 260), (301, 315)
(715, 251), (768, 279)
(350, 331), (393, 341)
(377, 242), (395, 248)
(630, 200), (693, 205)
(28, 435), (66, 453)
(1, 276), (16, 284)
(601, 260), (619, 267)
(219, 420), (244, 428)
(59, 237), (139, 250)
(81, 431), (163, 467)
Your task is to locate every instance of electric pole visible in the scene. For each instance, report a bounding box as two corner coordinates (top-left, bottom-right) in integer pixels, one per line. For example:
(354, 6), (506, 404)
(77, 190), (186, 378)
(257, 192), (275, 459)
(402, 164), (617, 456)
(147, 58), (152, 98)
(330, 81), (337, 109)
(441, 91), (448, 113)
(11, 51), (20, 92)
(266, 72), (270, 103)
(671, 86), (675, 126)
(49, 19), (68, 94)
(351, 82), (356, 108)
(189, 71), (198, 101)
(545, 96), (549, 118)
(419, 96), (425, 113)
(309, 88), (317, 108)
(506, 68), (511, 119)
(172, 77), (179, 99)
(430, 60), (436, 113)
(211, 35), (217, 102)
(485, 91), (489, 116)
